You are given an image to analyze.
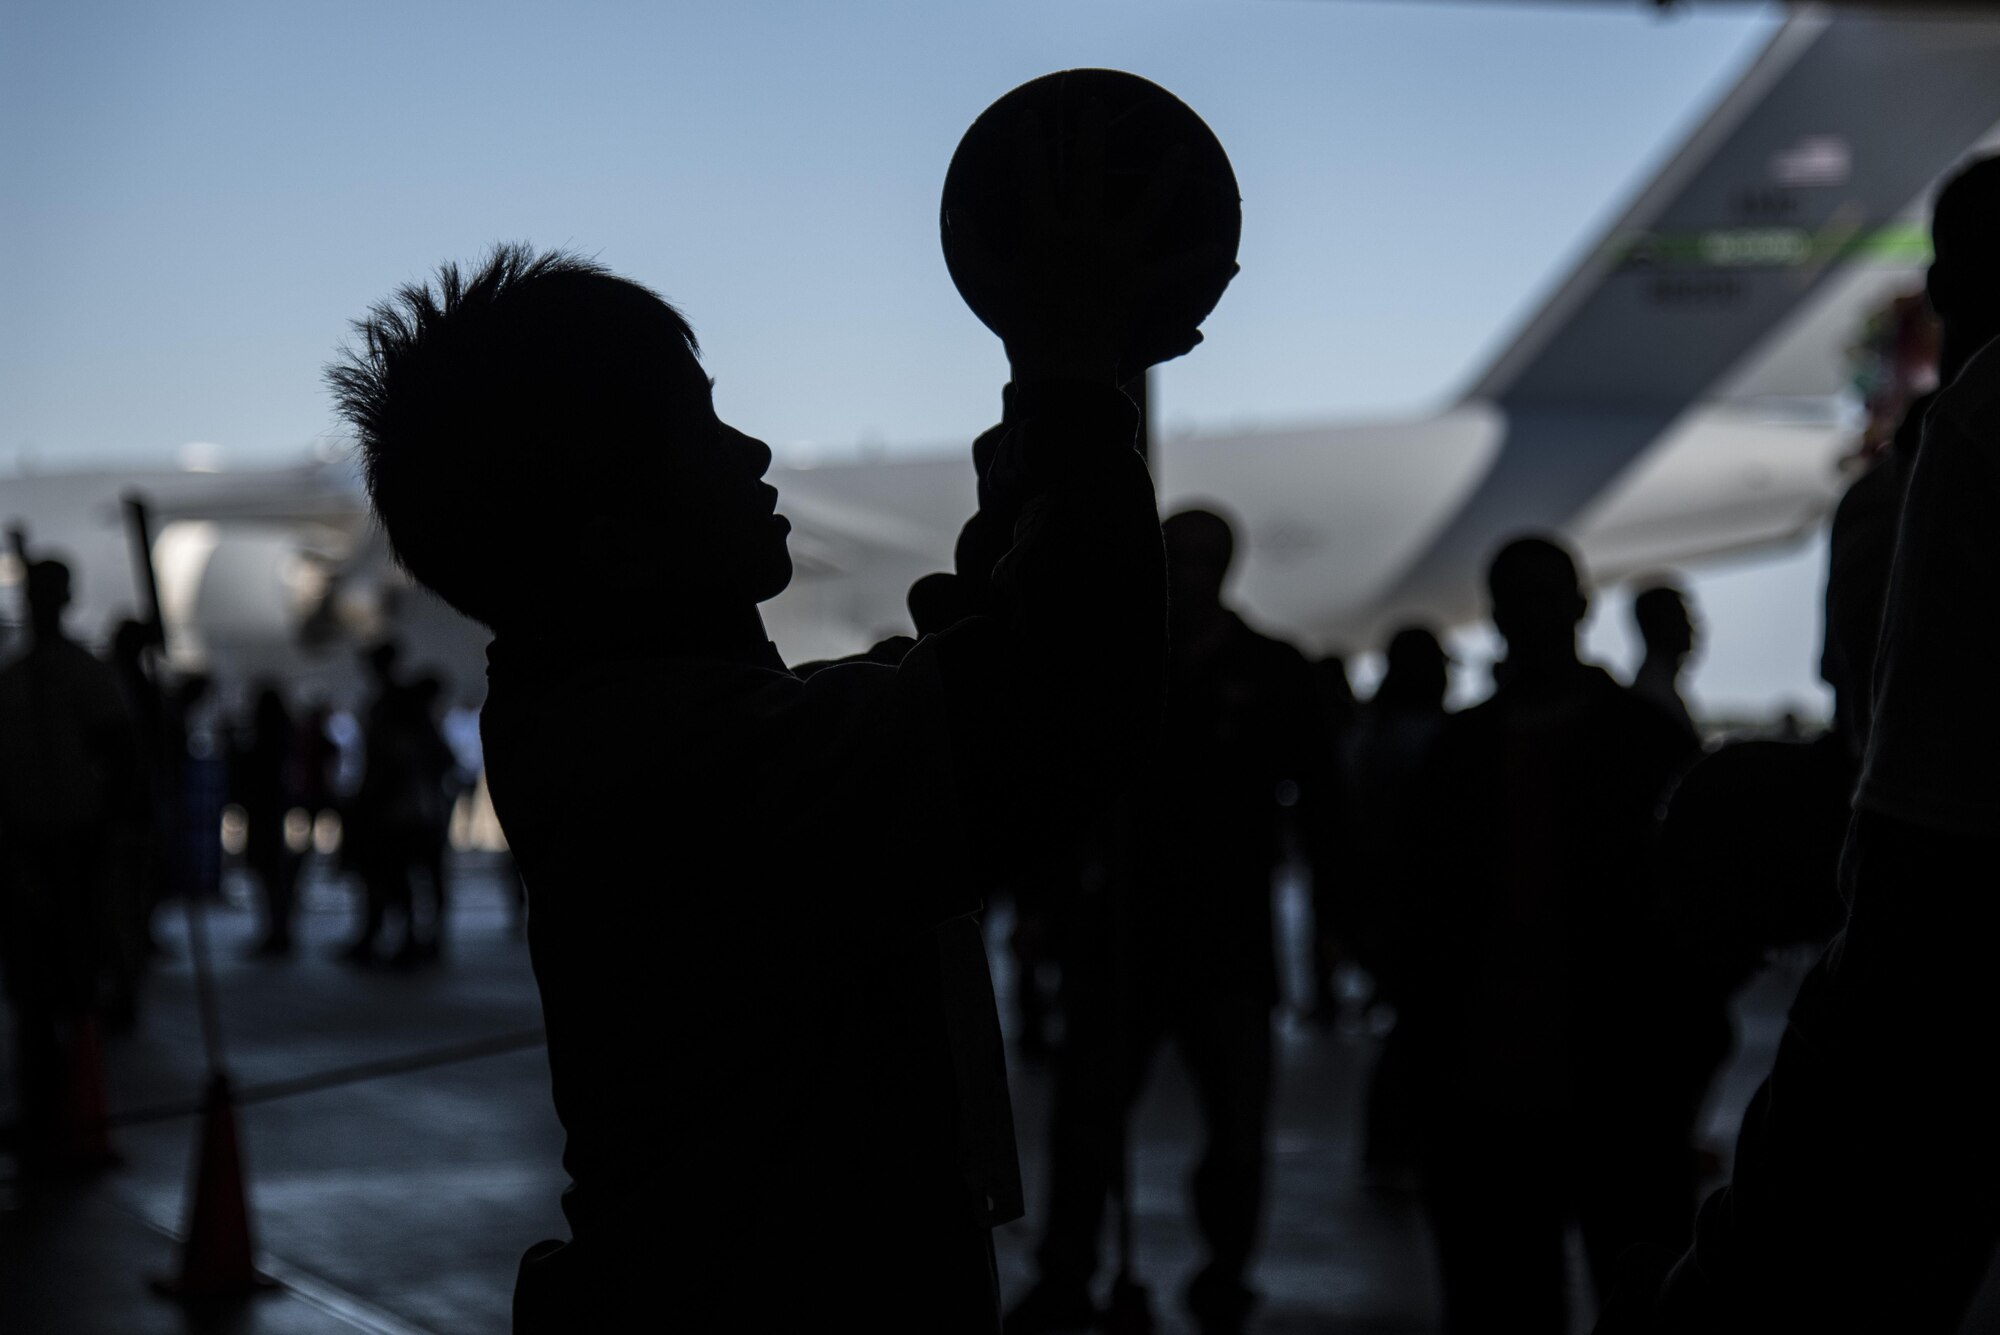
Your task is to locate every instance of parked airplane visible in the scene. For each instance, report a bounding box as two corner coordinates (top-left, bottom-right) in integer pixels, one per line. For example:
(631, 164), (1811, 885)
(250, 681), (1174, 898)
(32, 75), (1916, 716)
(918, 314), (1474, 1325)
(5, 9), (1999, 705)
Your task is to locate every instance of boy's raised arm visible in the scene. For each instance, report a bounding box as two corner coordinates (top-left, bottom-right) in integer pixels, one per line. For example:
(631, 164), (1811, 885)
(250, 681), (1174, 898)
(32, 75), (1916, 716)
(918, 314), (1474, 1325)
(919, 375), (1166, 846)
(876, 81), (1231, 869)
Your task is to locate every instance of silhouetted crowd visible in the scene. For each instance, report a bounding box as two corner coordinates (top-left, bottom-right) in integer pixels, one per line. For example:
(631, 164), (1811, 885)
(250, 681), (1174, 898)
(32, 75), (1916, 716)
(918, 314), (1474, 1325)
(6, 121), (1999, 1335)
(0, 595), (510, 1175)
(997, 520), (1747, 1335)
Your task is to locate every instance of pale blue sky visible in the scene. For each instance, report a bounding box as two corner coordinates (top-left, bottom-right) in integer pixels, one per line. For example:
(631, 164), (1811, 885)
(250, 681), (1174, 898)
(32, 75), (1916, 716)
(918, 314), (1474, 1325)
(4, 0), (1830, 713)
(3, 0), (1780, 459)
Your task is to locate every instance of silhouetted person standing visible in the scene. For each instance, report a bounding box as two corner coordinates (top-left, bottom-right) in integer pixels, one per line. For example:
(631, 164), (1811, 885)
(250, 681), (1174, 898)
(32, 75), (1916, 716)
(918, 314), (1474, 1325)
(1339, 624), (1451, 1184)
(1009, 508), (1327, 1335)
(1639, 434), (1884, 1141)
(1622, 389), (1934, 1050)
(1306, 652), (1357, 1025)
(405, 674), (458, 960)
(1630, 585), (1699, 740)
(166, 672), (223, 905)
(328, 226), (1194, 1329)
(1405, 537), (1696, 1334)
(339, 643), (396, 961)
(1823, 383), (1935, 765)
(291, 699), (339, 849)
(1338, 626), (1451, 993)
(1603, 155), (2000, 1335)
(103, 617), (169, 1015)
(233, 684), (302, 957)
(341, 642), (445, 964)
(0, 560), (144, 1172)
(1637, 532), (1877, 1181)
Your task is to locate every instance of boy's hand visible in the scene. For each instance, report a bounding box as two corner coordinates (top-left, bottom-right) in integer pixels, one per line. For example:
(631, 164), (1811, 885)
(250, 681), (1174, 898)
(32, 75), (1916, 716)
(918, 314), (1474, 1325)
(944, 97), (1236, 387)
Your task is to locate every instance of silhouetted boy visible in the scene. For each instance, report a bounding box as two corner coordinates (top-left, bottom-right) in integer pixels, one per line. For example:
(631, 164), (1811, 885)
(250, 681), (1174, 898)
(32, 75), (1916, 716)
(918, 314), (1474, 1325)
(328, 245), (1173, 1331)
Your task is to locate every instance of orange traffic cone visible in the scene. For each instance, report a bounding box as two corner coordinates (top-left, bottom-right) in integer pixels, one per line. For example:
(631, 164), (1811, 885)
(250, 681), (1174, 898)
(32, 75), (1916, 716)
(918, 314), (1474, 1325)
(153, 1073), (274, 1302)
(61, 1015), (120, 1170)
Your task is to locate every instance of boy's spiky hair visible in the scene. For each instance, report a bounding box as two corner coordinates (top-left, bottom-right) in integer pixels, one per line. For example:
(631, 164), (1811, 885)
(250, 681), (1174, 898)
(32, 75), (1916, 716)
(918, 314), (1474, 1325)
(326, 244), (698, 628)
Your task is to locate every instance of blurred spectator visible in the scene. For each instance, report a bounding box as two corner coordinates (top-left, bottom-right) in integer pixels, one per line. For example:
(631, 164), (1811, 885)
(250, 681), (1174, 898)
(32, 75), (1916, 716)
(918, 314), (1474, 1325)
(1630, 585), (1700, 740)
(341, 645), (454, 965)
(1338, 624), (1452, 1185)
(1009, 509), (1330, 1335)
(1305, 653), (1357, 1024)
(1404, 537), (1697, 1333)
(232, 684), (303, 957)
(0, 559), (147, 1170)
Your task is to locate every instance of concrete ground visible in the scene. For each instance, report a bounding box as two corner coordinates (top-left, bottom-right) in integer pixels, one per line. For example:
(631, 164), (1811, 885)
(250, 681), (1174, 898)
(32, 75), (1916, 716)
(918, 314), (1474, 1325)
(1, 855), (1991, 1334)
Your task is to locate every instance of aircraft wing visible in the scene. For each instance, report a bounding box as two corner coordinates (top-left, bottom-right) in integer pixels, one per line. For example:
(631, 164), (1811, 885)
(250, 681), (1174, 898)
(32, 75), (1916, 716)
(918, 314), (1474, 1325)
(1378, 8), (2000, 632)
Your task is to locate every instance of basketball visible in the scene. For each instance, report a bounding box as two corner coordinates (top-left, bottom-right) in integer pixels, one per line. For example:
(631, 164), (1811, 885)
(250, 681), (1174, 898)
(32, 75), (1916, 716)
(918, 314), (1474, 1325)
(941, 69), (1241, 353)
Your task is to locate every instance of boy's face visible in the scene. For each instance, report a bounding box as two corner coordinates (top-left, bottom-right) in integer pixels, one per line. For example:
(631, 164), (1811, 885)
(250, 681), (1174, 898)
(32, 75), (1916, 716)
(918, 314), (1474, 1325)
(630, 333), (793, 606)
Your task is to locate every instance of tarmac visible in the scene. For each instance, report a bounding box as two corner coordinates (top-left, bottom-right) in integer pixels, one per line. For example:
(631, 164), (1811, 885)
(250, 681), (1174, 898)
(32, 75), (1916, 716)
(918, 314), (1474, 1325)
(4, 853), (1994, 1334)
